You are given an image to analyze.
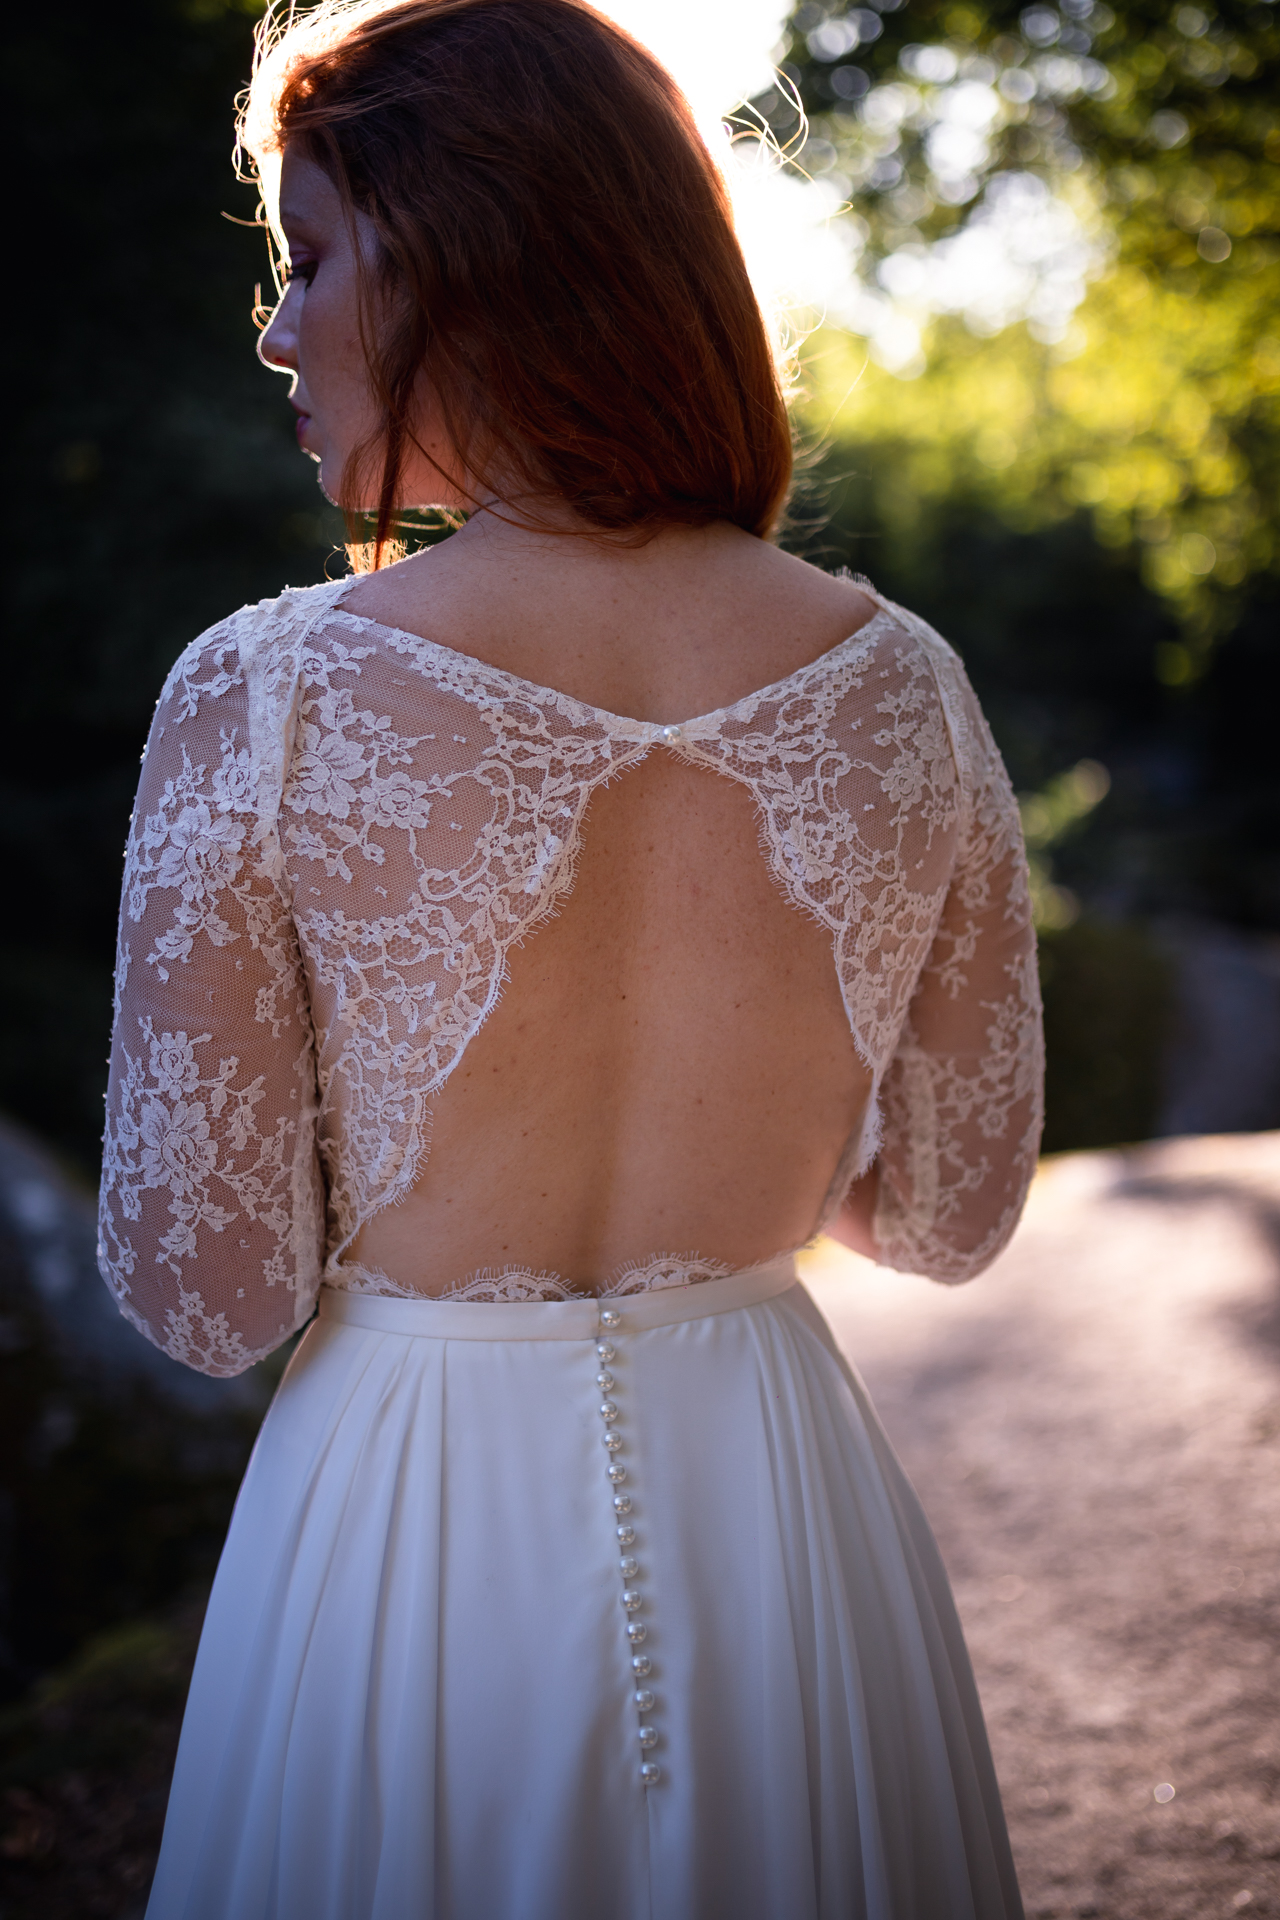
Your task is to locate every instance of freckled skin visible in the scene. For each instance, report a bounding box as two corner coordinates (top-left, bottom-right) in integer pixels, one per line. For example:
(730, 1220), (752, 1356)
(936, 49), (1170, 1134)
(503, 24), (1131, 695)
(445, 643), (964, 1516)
(356, 762), (875, 1286)
(260, 150), (882, 1289)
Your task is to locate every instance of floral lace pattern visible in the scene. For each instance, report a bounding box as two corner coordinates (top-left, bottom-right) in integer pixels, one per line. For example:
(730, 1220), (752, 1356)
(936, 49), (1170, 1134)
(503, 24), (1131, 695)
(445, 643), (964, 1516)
(99, 577), (1043, 1374)
(329, 1253), (734, 1304)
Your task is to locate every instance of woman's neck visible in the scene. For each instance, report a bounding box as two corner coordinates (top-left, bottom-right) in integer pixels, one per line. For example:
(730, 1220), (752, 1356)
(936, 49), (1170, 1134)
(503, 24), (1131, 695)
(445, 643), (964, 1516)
(338, 512), (875, 724)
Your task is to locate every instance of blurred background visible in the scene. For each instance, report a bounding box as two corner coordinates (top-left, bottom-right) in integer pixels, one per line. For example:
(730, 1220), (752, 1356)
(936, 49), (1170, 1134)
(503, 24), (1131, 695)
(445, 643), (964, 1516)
(2, 0), (1277, 1911)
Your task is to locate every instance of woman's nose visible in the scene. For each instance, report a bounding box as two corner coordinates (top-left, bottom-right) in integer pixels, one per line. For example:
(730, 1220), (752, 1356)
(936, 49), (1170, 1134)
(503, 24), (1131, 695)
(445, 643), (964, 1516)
(258, 283), (300, 374)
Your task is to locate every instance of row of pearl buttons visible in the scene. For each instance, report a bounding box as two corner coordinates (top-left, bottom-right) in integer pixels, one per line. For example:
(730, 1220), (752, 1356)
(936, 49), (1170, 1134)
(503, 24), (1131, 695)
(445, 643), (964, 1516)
(597, 1305), (661, 1787)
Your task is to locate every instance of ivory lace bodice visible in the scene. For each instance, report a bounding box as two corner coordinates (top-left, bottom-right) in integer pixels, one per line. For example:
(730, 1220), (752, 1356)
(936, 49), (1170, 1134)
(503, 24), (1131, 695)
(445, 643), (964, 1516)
(98, 577), (1043, 1375)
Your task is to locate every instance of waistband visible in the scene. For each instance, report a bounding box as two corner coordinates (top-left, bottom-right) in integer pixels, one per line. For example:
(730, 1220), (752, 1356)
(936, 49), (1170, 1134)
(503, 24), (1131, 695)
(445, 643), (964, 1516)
(316, 1256), (799, 1343)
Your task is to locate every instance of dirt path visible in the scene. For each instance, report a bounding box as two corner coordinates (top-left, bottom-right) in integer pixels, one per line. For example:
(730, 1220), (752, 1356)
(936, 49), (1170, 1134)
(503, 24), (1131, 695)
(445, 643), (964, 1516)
(803, 1132), (1280, 1920)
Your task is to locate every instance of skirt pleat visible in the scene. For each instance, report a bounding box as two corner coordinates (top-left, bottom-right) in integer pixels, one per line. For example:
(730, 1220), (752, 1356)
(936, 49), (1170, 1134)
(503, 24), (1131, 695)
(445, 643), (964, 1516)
(145, 1280), (1022, 1920)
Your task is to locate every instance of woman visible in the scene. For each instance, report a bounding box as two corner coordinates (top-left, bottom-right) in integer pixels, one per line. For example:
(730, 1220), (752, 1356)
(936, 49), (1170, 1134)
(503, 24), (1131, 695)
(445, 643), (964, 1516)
(98, 0), (1043, 1913)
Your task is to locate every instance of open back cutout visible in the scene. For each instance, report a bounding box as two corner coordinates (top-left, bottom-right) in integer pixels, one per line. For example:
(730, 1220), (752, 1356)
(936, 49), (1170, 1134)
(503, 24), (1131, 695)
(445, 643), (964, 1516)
(98, 579), (1042, 1371)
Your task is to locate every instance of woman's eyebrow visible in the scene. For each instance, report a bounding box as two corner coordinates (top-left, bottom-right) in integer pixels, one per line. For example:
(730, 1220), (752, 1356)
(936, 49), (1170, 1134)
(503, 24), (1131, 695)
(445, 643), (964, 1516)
(277, 199), (320, 236)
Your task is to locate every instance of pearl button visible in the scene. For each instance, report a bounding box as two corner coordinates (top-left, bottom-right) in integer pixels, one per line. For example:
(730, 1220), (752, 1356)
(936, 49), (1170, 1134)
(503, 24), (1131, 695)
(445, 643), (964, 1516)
(607, 1464), (627, 1484)
(599, 1400), (619, 1422)
(612, 1493), (632, 1514)
(627, 1621), (647, 1644)
(616, 1523), (635, 1544)
(641, 1762), (661, 1787)
(595, 1341), (615, 1362)
(638, 1725), (658, 1749)
(634, 1688), (655, 1711)
(603, 1430), (623, 1453)
(631, 1655), (651, 1677)
(595, 1370), (614, 1390)
(620, 1555), (638, 1578)
(599, 1308), (622, 1329)
(621, 1589), (642, 1612)
(658, 724), (683, 745)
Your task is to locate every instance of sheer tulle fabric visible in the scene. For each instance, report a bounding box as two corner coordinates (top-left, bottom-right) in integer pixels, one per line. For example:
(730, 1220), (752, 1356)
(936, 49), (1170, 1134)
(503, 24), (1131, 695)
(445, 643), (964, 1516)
(143, 1274), (1022, 1920)
(98, 581), (1042, 1374)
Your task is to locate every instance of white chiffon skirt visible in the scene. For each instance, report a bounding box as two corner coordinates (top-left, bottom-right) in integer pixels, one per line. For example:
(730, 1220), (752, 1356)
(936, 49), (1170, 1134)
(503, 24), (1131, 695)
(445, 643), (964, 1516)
(145, 1262), (1023, 1920)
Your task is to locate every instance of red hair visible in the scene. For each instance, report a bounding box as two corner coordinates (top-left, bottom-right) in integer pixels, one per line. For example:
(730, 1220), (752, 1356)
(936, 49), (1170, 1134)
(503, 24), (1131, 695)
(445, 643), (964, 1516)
(245, 0), (793, 557)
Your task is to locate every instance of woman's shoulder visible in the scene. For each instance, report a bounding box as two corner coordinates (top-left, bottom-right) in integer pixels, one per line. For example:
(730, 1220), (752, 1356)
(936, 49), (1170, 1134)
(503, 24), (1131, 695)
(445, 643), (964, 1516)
(141, 579), (357, 830)
(748, 545), (971, 689)
(158, 577), (351, 715)
(812, 576), (1010, 816)
(825, 573), (980, 709)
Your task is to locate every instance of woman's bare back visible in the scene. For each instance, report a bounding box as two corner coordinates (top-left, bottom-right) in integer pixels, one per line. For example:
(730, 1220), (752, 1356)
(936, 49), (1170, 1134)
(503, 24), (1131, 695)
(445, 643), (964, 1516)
(343, 519), (878, 1292)
(98, 525), (1038, 1369)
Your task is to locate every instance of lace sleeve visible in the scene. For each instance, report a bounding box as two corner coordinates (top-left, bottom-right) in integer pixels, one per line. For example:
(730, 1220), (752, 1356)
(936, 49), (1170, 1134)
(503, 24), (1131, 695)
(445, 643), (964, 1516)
(97, 617), (324, 1374)
(870, 643), (1044, 1284)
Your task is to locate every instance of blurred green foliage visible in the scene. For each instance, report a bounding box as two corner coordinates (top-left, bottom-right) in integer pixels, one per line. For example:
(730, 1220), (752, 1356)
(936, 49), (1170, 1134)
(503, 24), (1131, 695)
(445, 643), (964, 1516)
(0, 1329), (249, 1690)
(1038, 917), (1175, 1148)
(769, 0), (1278, 644)
(1, 1615), (195, 1793)
(0, 1605), (202, 1914)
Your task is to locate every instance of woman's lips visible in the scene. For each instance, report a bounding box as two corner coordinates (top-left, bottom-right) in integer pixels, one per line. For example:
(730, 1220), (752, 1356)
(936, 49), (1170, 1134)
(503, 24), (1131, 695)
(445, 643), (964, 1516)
(294, 412), (311, 447)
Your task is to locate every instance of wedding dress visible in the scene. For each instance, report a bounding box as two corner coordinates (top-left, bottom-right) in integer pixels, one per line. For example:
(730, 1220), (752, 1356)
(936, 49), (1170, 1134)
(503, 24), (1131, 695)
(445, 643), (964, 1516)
(98, 575), (1042, 1919)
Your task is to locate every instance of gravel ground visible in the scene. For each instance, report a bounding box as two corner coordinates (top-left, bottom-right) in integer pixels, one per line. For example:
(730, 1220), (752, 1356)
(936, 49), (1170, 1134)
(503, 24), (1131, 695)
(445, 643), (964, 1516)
(803, 1131), (1280, 1920)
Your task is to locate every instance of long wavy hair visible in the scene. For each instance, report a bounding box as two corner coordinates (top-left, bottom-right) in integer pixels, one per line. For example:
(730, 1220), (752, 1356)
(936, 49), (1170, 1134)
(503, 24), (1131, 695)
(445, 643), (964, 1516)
(239, 0), (794, 562)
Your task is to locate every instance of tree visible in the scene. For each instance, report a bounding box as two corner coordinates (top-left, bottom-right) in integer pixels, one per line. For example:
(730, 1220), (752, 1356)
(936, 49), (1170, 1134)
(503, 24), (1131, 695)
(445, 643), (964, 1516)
(757, 0), (1279, 652)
